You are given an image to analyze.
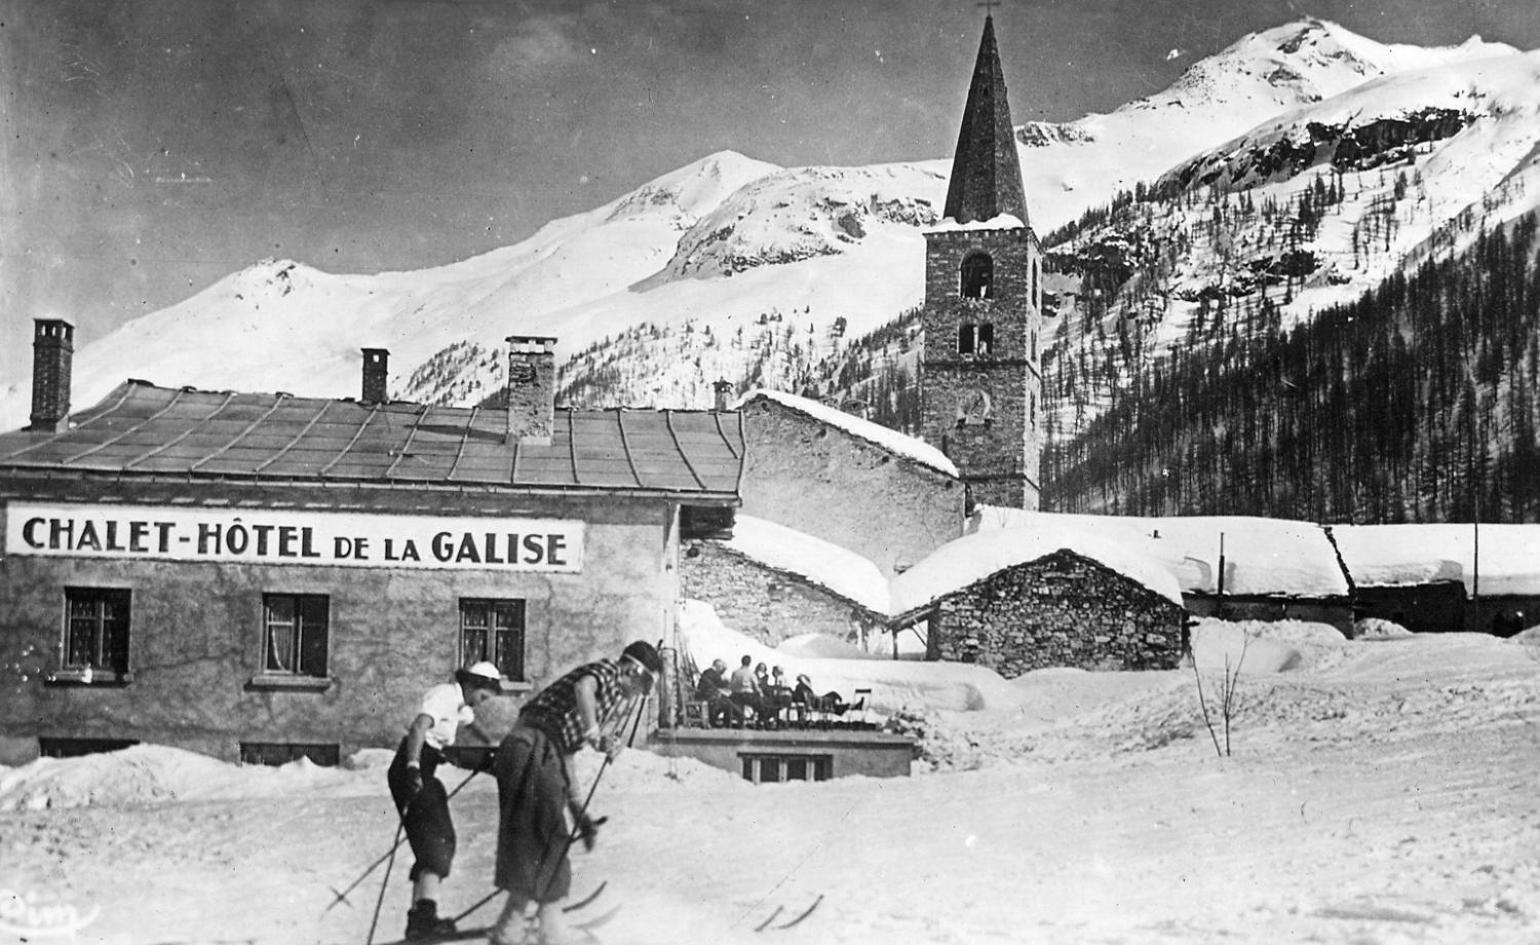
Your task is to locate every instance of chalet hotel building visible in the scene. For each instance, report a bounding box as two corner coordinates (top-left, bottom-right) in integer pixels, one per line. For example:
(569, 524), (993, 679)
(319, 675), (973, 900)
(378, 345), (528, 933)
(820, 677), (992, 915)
(0, 325), (742, 764)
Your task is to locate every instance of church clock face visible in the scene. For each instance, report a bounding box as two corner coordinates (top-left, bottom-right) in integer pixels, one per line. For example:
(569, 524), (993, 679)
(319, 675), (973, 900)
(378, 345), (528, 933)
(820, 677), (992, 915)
(957, 387), (992, 424)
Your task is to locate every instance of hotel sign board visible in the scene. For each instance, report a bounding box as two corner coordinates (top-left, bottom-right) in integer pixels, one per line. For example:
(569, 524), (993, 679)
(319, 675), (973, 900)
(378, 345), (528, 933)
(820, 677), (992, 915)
(4, 502), (584, 572)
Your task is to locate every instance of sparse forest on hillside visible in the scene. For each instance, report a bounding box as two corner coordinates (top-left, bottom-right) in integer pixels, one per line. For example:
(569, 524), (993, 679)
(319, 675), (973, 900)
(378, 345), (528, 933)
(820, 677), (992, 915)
(1045, 212), (1540, 523)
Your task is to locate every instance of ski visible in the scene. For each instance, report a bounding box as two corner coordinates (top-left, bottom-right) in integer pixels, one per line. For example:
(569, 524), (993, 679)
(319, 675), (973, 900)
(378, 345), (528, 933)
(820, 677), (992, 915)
(574, 903), (622, 931)
(774, 895), (823, 930)
(564, 881), (608, 913)
(753, 906), (783, 932)
(754, 894), (823, 932)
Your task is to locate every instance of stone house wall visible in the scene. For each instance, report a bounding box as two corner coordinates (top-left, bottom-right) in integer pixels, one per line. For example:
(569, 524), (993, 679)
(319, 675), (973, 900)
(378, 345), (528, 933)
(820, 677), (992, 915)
(931, 550), (1186, 677)
(738, 398), (965, 577)
(0, 489), (675, 763)
(680, 543), (882, 649)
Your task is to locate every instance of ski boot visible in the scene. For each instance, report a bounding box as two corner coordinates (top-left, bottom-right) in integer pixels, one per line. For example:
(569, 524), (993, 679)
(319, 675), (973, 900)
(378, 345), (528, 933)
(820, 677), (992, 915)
(404, 899), (457, 940)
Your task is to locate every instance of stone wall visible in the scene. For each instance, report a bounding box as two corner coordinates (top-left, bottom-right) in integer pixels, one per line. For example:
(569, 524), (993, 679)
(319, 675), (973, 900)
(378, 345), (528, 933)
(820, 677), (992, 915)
(0, 492), (673, 763)
(738, 399), (965, 576)
(679, 543), (882, 648)
(931, 550), (1186, 677)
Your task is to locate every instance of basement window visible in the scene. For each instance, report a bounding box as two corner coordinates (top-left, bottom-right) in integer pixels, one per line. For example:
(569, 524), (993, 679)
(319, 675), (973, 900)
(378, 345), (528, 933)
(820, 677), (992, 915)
(39, 737), (139, 758)
(240, 742), (340, 767)
(740, 753), (833, 784)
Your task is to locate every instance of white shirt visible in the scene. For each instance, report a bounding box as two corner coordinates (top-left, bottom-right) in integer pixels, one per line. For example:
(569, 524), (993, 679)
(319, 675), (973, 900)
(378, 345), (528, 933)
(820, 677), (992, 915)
(417, 682), (475, 750)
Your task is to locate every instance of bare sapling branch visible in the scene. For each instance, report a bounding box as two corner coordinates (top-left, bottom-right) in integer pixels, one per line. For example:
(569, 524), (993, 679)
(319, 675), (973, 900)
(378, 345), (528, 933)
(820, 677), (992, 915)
(1191, 630), (1249, 758)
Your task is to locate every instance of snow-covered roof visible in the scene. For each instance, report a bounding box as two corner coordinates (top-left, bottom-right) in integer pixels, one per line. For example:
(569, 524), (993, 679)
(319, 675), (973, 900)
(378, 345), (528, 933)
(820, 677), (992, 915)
(1332, 523), (1540, 596)
(971, 508), (1351, 599)
(715, 514), (891, 616)
(733, 388), (959, 478)
(891, 520), (1185, 617)
(927, 213), (1027, 232)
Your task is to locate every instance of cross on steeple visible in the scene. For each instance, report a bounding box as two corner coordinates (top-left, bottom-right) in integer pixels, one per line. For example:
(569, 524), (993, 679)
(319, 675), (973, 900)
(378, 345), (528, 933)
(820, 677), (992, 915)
(976, 0), (1002, 14)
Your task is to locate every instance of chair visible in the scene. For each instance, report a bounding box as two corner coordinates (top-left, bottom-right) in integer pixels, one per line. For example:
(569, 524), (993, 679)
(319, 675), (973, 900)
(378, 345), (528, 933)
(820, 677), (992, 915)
(853, 688), (872, 726)
(683, 700), (709, 728)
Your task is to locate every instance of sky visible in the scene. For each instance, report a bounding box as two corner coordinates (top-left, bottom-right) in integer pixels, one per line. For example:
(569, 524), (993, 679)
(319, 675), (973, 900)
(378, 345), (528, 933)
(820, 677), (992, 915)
(3, 0), (1539, 389)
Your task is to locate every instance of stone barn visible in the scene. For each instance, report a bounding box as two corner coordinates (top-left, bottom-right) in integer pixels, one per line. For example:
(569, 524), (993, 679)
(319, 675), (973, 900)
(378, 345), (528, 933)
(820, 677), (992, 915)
(679, 514), (889, 648)
(890, 526), (1188, 677)
(734, 389), (966, 578)
(1333, 523), (1540, 635)
(972, 507), (1355, 635)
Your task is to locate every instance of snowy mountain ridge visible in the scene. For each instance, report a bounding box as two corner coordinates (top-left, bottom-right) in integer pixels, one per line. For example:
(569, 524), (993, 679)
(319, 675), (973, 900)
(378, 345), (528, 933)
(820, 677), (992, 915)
(0, 18), (1530, 432)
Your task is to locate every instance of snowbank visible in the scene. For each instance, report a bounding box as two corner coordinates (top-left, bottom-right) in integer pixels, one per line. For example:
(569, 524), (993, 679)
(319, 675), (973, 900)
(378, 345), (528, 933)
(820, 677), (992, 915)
(0, 744), (376, 812)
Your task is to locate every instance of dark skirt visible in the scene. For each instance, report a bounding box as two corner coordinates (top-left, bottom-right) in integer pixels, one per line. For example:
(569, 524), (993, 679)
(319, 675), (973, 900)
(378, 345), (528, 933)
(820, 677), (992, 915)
(388, 739), (456, 881)
(492, 723), (573, 903)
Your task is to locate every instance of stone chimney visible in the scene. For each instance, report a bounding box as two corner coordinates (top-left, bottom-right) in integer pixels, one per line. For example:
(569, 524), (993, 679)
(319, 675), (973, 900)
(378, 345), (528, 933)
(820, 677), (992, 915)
(712, 379), (735, 412)
(29, 318), (74, 432)
(506, 335), (557, 445)
(361, 348), (389, 404)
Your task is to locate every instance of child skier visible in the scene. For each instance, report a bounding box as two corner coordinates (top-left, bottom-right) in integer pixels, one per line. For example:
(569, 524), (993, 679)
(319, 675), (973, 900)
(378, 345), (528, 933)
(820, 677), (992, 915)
(388, 661), (504, 939)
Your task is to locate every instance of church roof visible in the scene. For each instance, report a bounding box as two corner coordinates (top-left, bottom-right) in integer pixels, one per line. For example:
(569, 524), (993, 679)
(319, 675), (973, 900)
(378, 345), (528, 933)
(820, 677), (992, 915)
(733, 389), (959, 478)
(0, 380), (744, 502)
(942, 15), (1030, 227)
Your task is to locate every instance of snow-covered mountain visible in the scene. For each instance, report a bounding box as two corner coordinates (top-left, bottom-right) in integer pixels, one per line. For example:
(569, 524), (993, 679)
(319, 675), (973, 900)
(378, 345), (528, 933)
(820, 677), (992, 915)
(1045, 44), (1540, 446)
(0, 18), (1529, 431)
(1015, 17), (1517, 232)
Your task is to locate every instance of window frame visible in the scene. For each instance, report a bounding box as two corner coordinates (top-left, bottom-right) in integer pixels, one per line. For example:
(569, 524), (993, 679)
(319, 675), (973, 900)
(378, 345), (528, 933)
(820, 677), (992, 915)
(49, 587), (133, 686)
(459, 597), (527, 684)
(249, 592), (332, 690)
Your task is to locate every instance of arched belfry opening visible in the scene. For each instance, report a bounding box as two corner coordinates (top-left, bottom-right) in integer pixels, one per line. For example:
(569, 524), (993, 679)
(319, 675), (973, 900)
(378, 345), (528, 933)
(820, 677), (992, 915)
(960, 252), (993, 299)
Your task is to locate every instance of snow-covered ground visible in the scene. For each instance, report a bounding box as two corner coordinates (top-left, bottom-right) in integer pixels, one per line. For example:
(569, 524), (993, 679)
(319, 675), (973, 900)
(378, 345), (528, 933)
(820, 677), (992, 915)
(2, 616), (1537, 945)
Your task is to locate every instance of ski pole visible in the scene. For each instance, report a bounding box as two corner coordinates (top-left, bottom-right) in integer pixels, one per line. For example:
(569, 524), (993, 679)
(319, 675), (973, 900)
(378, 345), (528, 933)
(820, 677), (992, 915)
(365, 815), (405, 945)
(454, 693), (647, 927)
(325, 763), (484, 913)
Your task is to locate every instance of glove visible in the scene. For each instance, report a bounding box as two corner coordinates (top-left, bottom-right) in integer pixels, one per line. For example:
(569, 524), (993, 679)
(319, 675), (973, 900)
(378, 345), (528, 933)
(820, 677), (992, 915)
(597, 733), (623, 761)
(574, 812), (606, 851)
(585, 728), (622, 760)
(402, 765), (424, 803)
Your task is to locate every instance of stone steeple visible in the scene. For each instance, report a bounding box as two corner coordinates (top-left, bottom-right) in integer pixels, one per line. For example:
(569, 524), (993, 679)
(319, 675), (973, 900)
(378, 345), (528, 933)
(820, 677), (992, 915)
(942, 15), (1028, 226)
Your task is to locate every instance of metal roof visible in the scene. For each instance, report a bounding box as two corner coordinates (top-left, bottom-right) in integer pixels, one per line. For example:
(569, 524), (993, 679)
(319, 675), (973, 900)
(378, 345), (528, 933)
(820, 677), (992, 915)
(0, 382), (744, 501)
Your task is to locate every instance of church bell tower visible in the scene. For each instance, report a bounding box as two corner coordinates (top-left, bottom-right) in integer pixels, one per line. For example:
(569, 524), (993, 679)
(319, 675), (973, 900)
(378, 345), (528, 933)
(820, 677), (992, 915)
(921, 14), (1042, 511)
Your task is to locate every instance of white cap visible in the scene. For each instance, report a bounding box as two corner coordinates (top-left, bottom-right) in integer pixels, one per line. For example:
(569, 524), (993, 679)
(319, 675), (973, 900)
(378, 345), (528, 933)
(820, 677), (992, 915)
(464, 661), (503, 683)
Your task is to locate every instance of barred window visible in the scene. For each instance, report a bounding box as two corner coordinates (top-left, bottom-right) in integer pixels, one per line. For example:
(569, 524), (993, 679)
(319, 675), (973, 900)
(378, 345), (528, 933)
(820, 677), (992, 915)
(460, 598), (526, 682)
(263, 593), (330, 677)
(65, 588), (131, 674)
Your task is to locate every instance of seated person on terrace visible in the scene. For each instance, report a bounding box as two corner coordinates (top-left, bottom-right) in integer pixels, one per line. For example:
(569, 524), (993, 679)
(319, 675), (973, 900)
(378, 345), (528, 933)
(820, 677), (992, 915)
(728, 655), (769, 725)
(694, 658), (738, 727)
(793, 674), (864, 716)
